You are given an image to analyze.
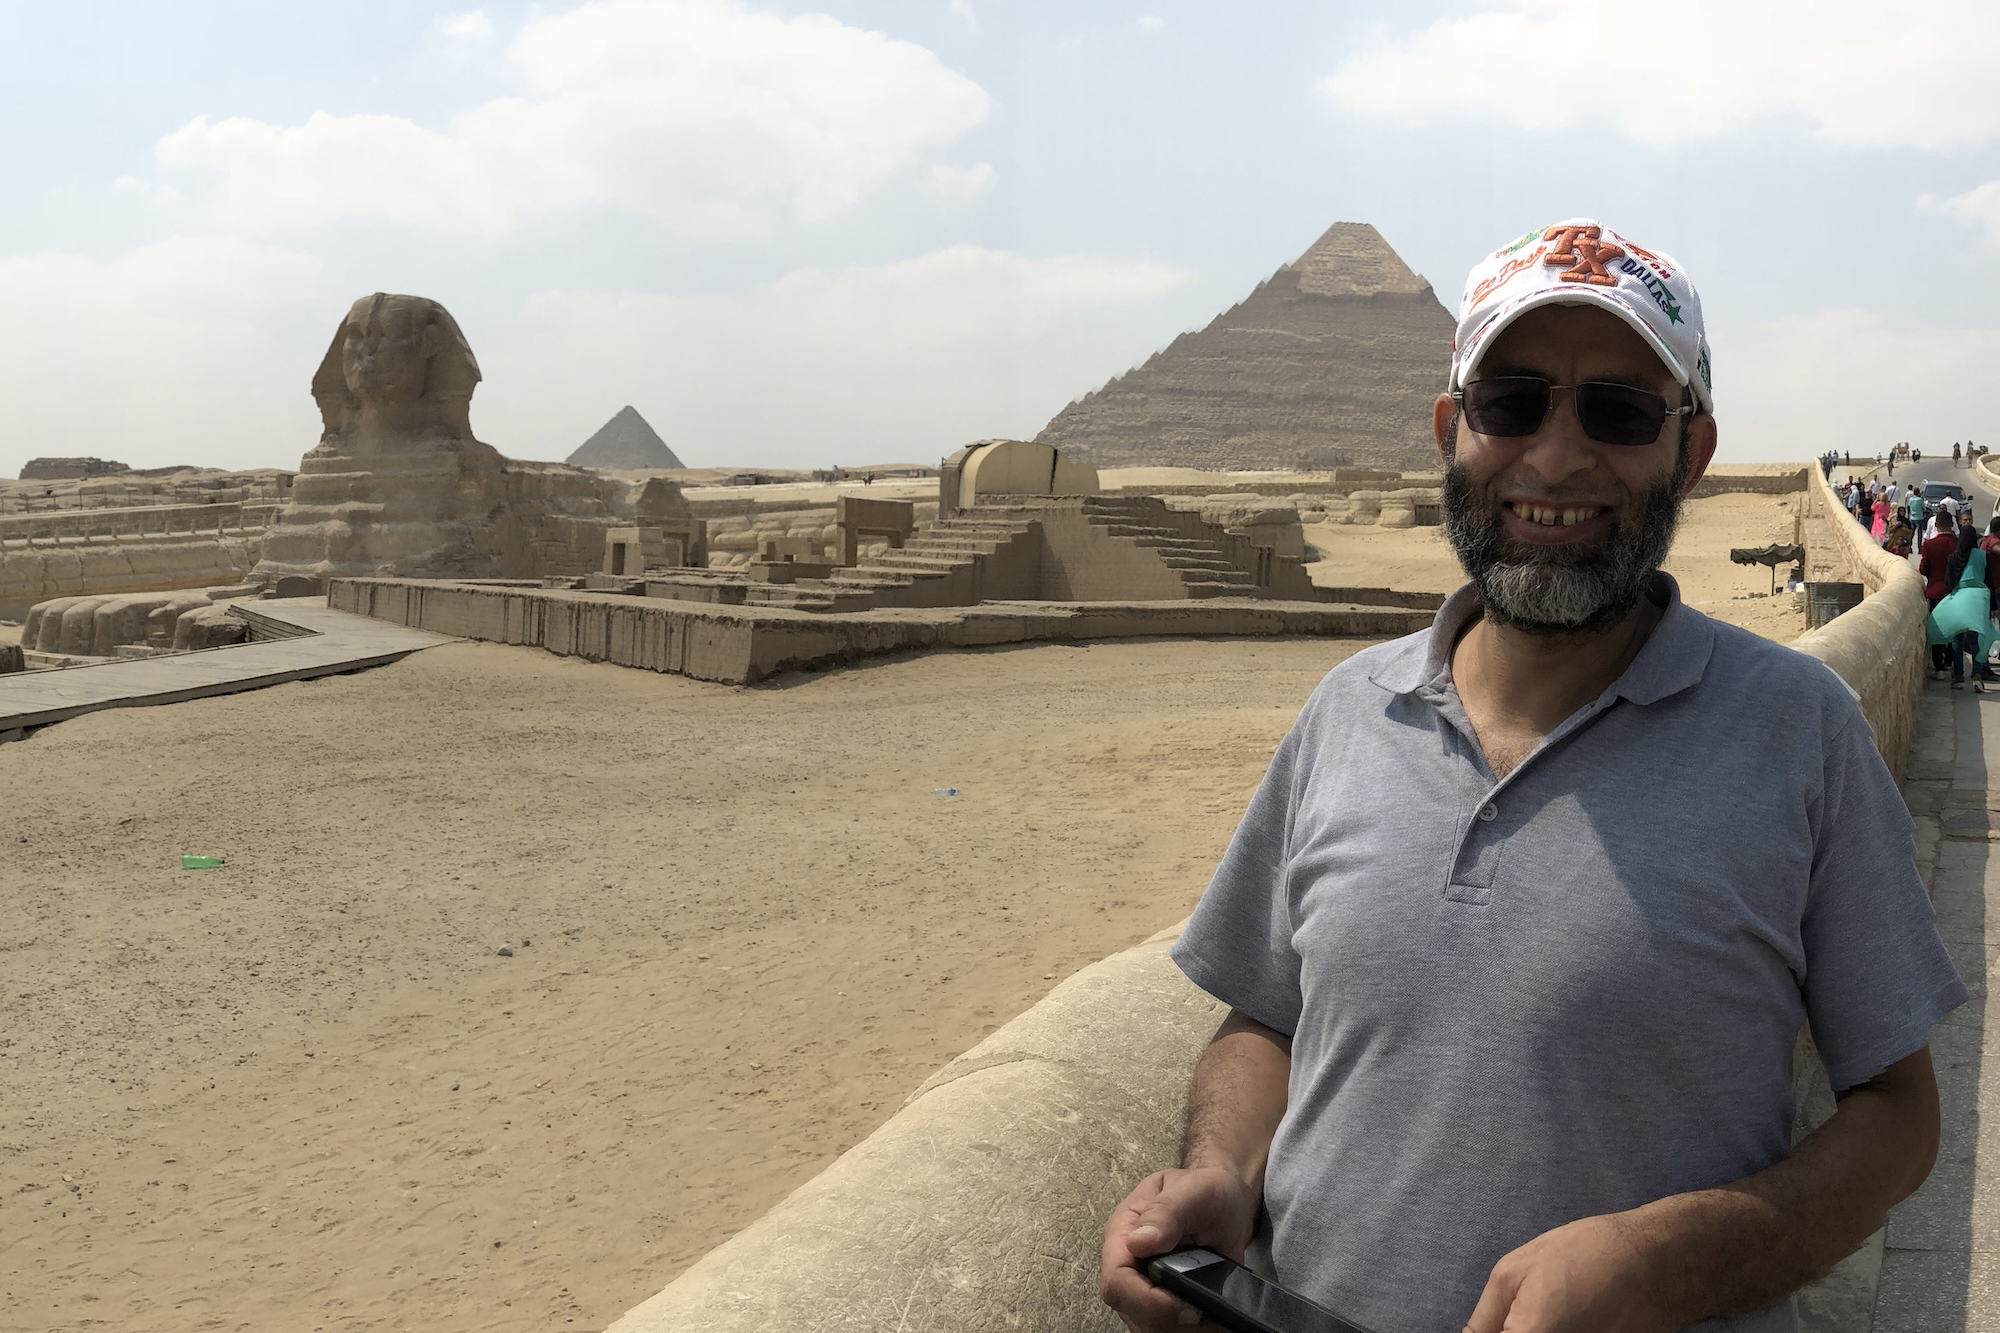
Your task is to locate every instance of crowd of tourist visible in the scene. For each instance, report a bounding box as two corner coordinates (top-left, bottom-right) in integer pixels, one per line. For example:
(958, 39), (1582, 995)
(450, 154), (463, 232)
(1841, 474), (2000, 691)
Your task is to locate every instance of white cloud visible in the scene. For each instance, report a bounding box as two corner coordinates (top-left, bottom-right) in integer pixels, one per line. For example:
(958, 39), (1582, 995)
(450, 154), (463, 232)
(1137, 15), (1164, 31)
(433, 10), (494, 41)
(923, 161), (996, 203)
(1720, 308), (2000, 461)
(1322, 1), (2000, 150)
(478, 245), (1193, 465)
(156, 0), (992, 240)
(0, 238), (323, 478)
(1920, 181), (2000, 246)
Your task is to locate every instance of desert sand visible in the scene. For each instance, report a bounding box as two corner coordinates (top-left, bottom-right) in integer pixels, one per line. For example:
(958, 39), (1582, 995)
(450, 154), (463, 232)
(2, 636), (1360, 1333)
(1305, 491), (1810, 642)
(1, 489), (1813, 1333)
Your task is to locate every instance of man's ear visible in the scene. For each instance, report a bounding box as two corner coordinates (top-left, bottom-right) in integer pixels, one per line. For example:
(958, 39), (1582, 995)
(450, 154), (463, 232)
(1432, 393), (1456, 468)
(1680, 412), (1719, 496)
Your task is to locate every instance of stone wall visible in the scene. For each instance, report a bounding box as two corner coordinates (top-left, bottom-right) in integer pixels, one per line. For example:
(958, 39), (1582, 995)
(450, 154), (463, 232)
(0, 533), (265, 620)
(599, 464), (1935, 1333)
(1790, 462), (1926, 778)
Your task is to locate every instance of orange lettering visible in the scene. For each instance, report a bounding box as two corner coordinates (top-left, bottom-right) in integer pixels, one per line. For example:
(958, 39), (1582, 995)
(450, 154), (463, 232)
(1542, 224), (1623, 287)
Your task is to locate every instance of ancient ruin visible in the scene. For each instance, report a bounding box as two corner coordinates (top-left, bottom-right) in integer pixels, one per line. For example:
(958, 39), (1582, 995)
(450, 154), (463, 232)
(254, 293), (642, 588)
(1035, 222), (1453, 472)
(567, 405), (684, 471)
(19, 456), (132, 481)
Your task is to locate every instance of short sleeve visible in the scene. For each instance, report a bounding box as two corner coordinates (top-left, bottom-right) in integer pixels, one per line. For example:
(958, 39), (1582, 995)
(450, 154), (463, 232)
(1172, 725), (1308, 1037)
(1802, 718), (1969, 1090)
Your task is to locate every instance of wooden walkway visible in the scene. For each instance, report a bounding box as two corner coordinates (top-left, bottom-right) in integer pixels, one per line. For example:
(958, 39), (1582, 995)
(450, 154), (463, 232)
(0, 599), (453, 740)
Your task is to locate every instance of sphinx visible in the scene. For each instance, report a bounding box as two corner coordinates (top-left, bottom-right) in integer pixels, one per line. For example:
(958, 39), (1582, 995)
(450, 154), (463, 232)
(255, 294), (644, 585)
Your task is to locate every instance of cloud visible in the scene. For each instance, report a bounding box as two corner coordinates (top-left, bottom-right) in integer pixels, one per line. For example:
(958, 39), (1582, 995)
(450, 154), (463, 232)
(1322, 1), (2000, 150)
(433, 9), (494, 41)
(0, 238), (323, 478)
(1137, 15), (1164, 31)
(478, 245), (1193, 465)
(923, 161), (996, 203)
(1720, 308), (2000, 461)
(156, 0), (992, 240)
(1920, 181), (2000, 246)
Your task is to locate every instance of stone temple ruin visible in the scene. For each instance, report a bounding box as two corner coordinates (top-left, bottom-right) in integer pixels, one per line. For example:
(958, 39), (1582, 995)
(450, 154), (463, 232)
(1035, 222), (1454, 473)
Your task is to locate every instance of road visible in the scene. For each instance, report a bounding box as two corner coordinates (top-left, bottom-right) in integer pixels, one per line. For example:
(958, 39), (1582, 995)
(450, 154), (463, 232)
(1840, 453), (2000, 525)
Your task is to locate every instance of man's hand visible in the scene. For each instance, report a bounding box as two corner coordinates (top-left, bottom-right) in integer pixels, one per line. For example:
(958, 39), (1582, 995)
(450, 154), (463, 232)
(1099, 1165), (1260, 1332)
(1460, 1212), (1679, 1333)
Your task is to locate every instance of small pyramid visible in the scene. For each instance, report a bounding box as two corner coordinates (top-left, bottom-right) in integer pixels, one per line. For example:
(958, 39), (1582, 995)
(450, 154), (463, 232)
(565, 406), (684, 470)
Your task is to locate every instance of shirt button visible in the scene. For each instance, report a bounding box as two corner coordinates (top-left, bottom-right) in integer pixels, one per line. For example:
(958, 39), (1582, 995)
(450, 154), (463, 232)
(1478, 803), (1498, 822)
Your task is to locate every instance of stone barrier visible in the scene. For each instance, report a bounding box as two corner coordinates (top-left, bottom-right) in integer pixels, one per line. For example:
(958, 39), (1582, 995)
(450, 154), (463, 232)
(1790, 463), (1925, 778)
(603, 462), (1924, 1333)
(606, 927), (1217, 1333)
(332, 578), (1434, 685)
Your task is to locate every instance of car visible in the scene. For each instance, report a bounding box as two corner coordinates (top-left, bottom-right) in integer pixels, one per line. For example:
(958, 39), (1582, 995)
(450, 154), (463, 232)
(1920, 482), (1969, 518)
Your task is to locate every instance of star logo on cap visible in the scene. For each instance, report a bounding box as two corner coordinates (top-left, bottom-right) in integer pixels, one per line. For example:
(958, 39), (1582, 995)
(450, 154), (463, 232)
(1664, 299), (1684, 325)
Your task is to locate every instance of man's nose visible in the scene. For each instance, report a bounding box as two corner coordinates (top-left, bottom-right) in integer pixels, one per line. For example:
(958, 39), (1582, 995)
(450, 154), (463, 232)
(1515, 388), (1600, 487)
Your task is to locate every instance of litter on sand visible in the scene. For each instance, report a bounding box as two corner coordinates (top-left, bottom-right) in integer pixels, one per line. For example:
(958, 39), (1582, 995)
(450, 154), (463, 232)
(179, 855), (224, 869)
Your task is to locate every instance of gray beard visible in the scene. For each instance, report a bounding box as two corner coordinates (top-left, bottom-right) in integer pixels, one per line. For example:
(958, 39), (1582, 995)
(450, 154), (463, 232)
(1441, 453), (1688, 636)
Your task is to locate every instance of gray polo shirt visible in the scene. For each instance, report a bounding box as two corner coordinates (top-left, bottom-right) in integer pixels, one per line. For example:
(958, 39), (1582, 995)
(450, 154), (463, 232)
(1173, 575), (1966, 1333)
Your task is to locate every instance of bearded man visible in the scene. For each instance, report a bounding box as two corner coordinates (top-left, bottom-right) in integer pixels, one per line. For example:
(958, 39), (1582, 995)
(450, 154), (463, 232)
(1100, 219), (1963, 1333)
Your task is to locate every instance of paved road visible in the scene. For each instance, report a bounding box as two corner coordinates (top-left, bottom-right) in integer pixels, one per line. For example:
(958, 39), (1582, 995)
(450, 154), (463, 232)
(1839, 455), (2000, 525)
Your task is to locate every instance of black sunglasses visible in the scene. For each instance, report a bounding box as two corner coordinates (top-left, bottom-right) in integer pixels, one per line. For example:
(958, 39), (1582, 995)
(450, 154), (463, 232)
(1452, 376), (1691, 448)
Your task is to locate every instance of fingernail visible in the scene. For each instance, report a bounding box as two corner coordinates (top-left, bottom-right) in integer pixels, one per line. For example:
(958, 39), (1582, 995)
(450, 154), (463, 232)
(1178, 1310), (1202, 1326)
(1130, 1225), (1160, 1245)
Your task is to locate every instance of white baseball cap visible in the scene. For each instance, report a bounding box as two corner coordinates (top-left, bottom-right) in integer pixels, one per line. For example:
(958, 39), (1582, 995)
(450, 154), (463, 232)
(1450, 219), (1712, 415)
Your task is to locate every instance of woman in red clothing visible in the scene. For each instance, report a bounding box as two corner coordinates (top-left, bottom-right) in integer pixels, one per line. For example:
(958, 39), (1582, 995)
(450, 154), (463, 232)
(1922, 516), (1964, 676)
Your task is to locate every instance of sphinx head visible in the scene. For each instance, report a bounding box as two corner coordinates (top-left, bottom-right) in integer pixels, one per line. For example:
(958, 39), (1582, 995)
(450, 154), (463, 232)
(311, 293), (482, 441)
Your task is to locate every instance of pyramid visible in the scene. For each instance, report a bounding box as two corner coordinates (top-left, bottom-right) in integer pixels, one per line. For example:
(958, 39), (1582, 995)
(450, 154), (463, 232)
(565, 405), (684, 470)
(1035, 223), (1455, 472)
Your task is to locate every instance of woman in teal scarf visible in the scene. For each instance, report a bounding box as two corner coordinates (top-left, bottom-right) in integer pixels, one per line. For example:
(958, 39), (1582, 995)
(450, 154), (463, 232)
(1927, 546), (1997, 691)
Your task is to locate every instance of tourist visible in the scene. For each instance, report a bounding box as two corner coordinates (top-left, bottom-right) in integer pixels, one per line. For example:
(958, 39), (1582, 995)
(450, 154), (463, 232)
(1908, 486), (1927, 533)
(1884, 515), (1914, 558)
(1981, 518), (2000, 616)
(1871, 492), (1891, 542)
(1929, 547), (1995, 692)
(1922, 515), (1962, 676)
(1101, 218), (1962, 1333)
(1955, 442), (1963, 465)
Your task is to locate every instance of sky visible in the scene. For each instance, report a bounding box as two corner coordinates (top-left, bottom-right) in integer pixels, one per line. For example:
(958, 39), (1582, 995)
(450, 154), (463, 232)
(4, 0), (2000, 476)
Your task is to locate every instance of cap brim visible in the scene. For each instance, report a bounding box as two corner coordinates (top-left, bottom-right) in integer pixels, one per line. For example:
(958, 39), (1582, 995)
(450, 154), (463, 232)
(1456, 286), (1706, 413)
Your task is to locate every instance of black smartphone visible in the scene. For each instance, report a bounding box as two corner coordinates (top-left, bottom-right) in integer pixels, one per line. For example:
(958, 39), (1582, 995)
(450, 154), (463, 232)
(1144, 1247), (1379, 1333)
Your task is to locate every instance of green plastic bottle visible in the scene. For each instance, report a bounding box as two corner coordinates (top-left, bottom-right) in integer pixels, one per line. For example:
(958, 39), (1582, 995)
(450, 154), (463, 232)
(180, 855), (224, 869)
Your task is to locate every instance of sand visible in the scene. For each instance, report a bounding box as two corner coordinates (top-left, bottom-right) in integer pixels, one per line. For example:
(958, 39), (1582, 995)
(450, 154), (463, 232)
(1, 489), (1813, 1333)
(1304, 491), (1809, 642)
(1, 637), (1359, 1333)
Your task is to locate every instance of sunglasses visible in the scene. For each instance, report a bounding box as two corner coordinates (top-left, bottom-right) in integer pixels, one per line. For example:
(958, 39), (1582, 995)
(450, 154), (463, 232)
(1453, 376), (1692, 448)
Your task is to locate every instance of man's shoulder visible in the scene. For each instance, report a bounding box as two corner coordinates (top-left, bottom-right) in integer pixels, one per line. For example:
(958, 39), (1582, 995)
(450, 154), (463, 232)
(1697, 611), (1867, 733)
(1296, 629), (1432, 718)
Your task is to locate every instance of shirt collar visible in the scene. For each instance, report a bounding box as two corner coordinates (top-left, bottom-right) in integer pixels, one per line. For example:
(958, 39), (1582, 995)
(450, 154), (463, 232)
(1369, 571), (1714, 706)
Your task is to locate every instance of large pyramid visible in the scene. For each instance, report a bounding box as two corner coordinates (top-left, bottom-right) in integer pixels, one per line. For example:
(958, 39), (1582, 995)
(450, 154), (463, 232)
(566, 405), (684, 470)
(1035, 223), (1455, 472)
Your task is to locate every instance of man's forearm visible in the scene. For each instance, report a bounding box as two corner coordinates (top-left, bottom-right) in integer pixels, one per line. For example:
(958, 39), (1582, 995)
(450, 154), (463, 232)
(1629, 1047), (1940, 1323)
(1182, 1009), (1292, 1191)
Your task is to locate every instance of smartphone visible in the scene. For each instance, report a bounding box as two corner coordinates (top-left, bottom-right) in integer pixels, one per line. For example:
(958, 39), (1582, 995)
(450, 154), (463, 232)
(1144, 1247), (1379, 1333)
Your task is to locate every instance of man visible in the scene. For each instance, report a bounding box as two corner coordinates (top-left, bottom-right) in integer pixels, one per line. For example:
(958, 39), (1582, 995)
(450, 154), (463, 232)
(1907, 485), (1926, 533)
(1101, 219), (1963, 1333)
